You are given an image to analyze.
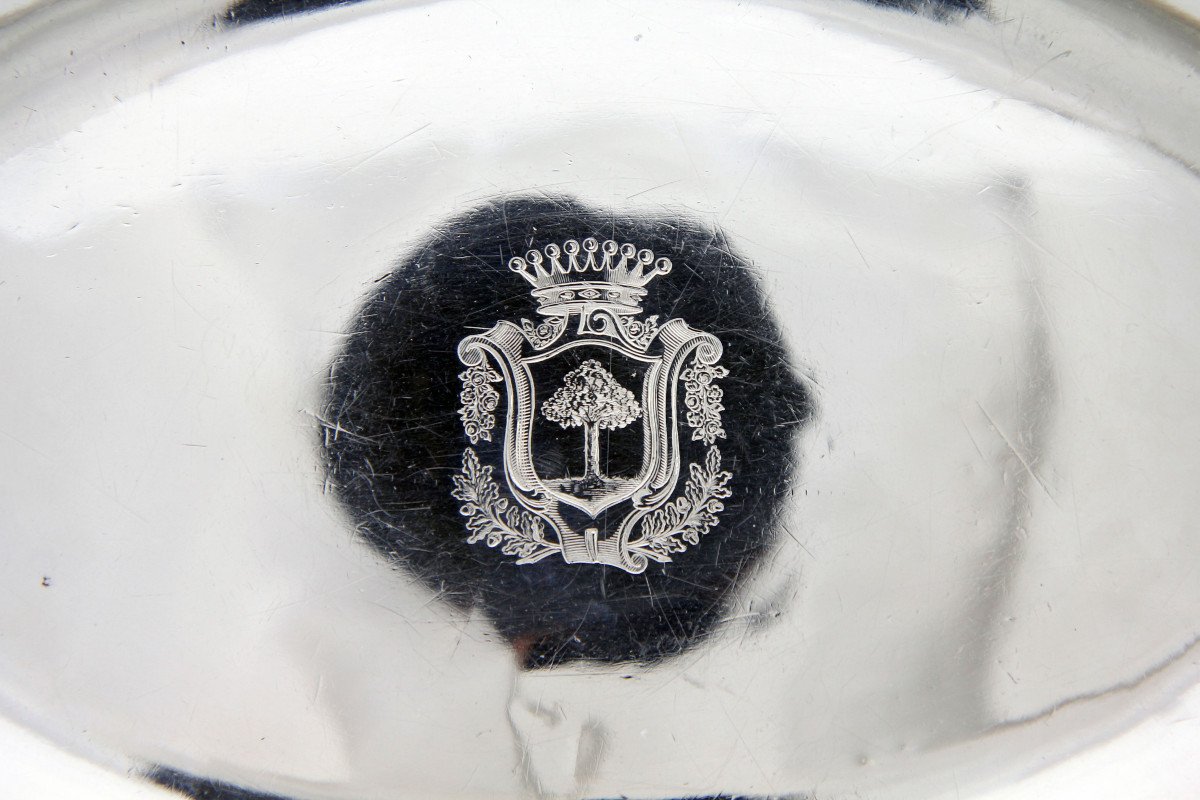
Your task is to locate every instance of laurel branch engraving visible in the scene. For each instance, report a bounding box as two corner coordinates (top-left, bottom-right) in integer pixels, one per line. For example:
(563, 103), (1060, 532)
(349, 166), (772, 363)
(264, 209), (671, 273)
(451, 449), (557, 563)
(629, 446), (733, 562)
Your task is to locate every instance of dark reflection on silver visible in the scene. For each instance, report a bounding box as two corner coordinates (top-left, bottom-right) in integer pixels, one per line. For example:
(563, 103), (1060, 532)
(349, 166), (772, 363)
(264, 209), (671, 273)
(224, 0), (372, 26)
(320, 196), (809, 668)
(148, 766), (296, 800)
(219, 0), (987, 27)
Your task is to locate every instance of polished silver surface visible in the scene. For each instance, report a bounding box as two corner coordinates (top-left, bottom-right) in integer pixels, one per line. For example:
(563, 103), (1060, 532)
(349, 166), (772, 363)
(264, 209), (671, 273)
(2, 1), (1200, 798)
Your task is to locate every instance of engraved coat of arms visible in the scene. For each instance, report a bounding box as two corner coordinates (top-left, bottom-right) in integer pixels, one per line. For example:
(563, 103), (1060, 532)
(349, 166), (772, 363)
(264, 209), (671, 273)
(452, 238), (732, 573)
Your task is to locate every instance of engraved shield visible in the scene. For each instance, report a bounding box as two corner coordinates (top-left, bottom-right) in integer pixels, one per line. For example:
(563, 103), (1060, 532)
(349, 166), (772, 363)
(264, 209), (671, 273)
(454, 238), (731, 573)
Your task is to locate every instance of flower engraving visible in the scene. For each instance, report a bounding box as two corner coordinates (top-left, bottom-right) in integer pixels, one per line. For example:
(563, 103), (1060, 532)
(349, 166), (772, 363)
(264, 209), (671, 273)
(520, 317), (567, 350)
(681, 362), (729, 445)
(616, 314), (659, 349)
(458, 361), (501, 444)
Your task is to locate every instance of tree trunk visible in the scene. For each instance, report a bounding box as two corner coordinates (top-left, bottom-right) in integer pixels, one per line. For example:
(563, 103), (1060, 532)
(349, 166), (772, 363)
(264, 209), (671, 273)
(582, 422), (602, 480)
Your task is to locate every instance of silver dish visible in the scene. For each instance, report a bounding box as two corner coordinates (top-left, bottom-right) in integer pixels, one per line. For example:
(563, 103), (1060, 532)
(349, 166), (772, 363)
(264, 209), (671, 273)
(2, 1), (1199, 798)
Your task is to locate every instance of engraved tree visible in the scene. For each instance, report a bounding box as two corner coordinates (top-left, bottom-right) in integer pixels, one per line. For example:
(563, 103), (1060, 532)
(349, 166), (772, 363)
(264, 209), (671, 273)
(542, 359), (642, 487)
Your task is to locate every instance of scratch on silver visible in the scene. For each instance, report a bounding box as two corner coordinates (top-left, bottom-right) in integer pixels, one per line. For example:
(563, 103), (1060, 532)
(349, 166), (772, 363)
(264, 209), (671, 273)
(452, 237), (732, 573)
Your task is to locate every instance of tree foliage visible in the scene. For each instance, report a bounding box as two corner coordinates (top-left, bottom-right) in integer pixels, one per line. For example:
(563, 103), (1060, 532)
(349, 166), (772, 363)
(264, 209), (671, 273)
(541, 359), (642, 431)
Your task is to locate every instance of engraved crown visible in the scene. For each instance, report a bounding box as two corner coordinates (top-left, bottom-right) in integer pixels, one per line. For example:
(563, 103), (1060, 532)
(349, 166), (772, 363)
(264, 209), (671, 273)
(508, 237), (672, 317)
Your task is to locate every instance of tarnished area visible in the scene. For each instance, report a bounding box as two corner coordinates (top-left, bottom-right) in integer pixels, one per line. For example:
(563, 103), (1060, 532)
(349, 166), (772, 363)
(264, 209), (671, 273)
(2, 1), (1200, 799)
(322, 199), (804, 667)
